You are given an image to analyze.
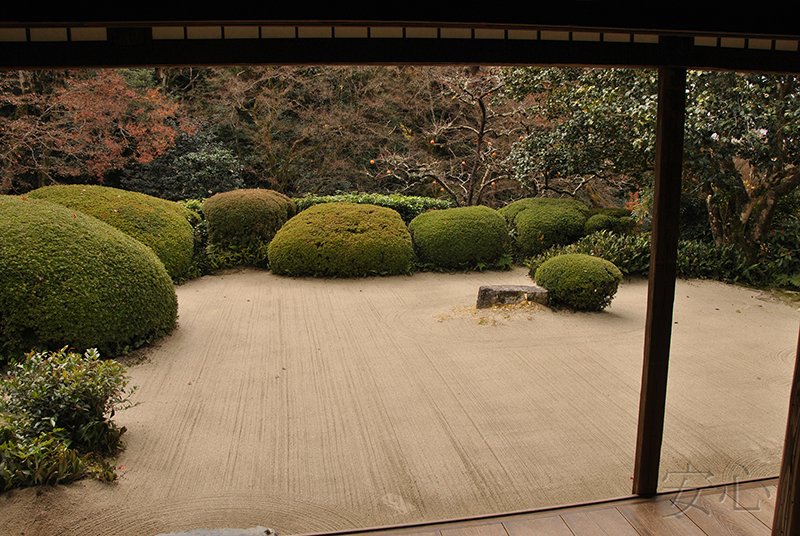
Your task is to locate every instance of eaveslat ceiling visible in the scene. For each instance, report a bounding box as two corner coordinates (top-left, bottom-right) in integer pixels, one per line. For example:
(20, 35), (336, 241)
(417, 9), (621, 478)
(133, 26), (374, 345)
(2, 4), (799, 72)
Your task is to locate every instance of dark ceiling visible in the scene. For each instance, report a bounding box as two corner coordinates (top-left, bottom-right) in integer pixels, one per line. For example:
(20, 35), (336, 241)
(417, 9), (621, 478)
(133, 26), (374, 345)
(2, 4), (799, 72)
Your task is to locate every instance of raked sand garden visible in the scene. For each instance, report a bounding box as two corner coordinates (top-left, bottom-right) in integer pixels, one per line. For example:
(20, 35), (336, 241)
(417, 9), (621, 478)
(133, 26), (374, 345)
(1, 267), (798, 536)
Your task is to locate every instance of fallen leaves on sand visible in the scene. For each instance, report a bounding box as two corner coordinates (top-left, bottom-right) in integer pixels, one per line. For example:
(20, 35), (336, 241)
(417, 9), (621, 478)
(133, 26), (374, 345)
(436, 300), (547, 326)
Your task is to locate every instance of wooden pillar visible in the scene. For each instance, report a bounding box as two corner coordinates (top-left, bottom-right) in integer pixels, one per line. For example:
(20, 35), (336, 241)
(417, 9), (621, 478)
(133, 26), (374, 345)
(632, 66), (686, 496)
(773, 325), (800, 535)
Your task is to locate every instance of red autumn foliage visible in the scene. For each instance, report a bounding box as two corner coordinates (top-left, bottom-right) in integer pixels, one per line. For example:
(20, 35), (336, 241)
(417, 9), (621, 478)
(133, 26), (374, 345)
(0, 70), (194, 193)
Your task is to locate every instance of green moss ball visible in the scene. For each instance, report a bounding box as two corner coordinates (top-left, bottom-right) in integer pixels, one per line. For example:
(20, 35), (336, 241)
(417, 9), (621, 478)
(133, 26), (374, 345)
(267, 202), (413, 278)
(26, 184), (194, 281)
(0, 196), (178, 362)
(534, 253), (623, 311)
(408, 206), (509, 270)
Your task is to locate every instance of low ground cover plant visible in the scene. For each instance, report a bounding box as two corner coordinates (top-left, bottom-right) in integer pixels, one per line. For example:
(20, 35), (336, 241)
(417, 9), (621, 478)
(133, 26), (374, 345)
(26, 184), (195, 282)
(528, 230), (775, 288)
(202, 189), (297, 270)
(408, 205), (511, 271)
(0, 347), (134, 490)
(268, 202), (413, 277)
(534, 253), (623, 311)
(0, 196), (178, 364)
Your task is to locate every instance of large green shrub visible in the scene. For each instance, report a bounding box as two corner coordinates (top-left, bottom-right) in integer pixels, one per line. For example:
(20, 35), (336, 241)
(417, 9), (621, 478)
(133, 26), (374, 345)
(202, 189), (297, 269)
(500, 197), (590, 259)
(26, 184), (194, 281)
(534, 253), (623, 311)
(119, 130), (244, 201)
(268, 202), (413, 277)
(296, 193), (452, 224)
(0, 196), (178, 363)
(408, 205), (510, 271)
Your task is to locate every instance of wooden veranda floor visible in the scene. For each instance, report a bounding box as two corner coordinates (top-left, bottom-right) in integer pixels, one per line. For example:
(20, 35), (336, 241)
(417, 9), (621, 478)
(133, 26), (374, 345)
(302, 478), (779, 536)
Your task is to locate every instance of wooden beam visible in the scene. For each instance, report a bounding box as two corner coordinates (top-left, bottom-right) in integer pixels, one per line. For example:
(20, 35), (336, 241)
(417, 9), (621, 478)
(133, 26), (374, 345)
(632, 66), (686, 497)
(773, 325), (800, 535)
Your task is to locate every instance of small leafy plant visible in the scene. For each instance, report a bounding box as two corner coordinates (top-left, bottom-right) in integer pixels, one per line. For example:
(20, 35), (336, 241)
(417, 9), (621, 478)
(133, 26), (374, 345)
(0, 347), (136, 490)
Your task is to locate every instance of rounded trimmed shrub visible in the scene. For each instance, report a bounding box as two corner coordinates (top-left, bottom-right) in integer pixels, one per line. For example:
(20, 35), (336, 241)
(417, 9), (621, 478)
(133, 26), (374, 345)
(584, 213), (636, 235)
(202, 189), (296, 269)
(26, 184), (194, 281)
(534, 253), (623, 311)
(408, 205), (509, 270)
(501, 197), (590, 259)
(203, 189), (296, 246)
(0, 196), (178, 362)
(267, 202), (413, 278)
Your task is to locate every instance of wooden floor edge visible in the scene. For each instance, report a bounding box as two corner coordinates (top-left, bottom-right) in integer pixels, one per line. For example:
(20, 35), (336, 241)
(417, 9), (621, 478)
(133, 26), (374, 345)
(293, 476), (779, 536)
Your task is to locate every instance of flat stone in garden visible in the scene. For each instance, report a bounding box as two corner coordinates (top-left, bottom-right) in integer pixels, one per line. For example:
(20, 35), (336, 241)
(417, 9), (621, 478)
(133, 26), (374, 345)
(476, 284), (548, 309)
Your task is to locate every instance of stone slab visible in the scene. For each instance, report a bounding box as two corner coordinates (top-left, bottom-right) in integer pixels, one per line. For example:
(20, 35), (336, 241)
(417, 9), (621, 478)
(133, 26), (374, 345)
(476, 284), (548, 309)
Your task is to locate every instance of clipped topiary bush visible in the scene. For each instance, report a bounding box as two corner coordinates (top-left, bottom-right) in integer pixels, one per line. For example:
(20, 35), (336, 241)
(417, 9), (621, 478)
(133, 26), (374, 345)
(296, 193), (452, 224)
(501, 197), (590, 260)
(0, 196), (178, 363)
(534, 253), (623, 311)
(26, 184), (194, 281)
(584, 207), (636, 236)
(202, 189), (297, 269)
(408, 205), (510, 271)
(268, 202), (413, 277)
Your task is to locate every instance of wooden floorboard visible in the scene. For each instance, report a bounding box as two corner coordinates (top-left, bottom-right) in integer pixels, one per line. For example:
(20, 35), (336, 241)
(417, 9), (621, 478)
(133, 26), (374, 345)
(308, 478), (779, 536)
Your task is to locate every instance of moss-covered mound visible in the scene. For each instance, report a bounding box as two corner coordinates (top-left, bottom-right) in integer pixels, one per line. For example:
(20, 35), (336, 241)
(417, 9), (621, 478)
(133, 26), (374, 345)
(0, 196), (178, 363)
(500, 197), (590, 259)
(408, 205), (509, 270)
(26, 185), (194, 281)
(533, 253), (623, 311)
(268, 202), (413, 277)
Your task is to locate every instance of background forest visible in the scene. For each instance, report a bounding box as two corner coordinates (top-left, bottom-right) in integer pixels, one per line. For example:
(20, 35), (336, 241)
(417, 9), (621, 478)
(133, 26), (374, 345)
(2, 65), (800, 286)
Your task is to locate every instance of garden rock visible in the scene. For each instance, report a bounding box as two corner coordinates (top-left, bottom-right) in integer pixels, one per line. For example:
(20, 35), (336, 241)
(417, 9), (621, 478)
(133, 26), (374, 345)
(476, 284), (548, 309)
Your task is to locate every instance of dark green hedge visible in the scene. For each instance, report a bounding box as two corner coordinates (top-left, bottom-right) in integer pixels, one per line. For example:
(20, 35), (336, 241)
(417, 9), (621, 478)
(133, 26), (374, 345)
(0, 196), (178, 363)
(26, 185), (194, 281)
(534, 253), (623, 311)
(408, 205), (510, 271)
(267, 202), (413, 277)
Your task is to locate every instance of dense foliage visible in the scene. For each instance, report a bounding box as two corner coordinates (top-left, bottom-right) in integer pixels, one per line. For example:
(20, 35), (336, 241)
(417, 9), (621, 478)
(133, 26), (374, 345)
(268, 202), (413, 277)
(119, 130), (245, 201)
(0, 196), (178, 363)
(534, 253), (623, 311)
(408, 205), (511, 271)
(0, 347), (133, 490)
(26, 184), (195, 281)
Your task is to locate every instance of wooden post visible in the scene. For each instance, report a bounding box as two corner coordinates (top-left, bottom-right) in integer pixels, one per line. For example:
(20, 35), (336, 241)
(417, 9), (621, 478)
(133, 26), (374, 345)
(773, 325), (800, 535)
(632, 66), (686, 496)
